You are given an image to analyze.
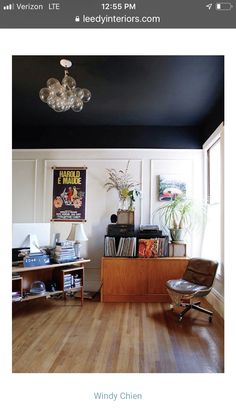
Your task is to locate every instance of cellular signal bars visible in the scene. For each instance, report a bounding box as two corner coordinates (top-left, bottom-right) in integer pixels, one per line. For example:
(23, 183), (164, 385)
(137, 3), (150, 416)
(3, 4), (14, 10)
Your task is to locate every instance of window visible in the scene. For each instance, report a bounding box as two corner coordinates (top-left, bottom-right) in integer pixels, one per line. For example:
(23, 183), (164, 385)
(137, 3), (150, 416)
(202, 124), (224, 278)
(208, 139), (221, 205)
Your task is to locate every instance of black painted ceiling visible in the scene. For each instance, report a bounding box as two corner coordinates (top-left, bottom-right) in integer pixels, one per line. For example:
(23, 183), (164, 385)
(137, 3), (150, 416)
(12, 55), (224, 149)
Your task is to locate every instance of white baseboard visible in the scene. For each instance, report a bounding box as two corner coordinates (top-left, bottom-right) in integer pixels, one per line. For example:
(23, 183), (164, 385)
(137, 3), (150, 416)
(206, 288), (224, 318)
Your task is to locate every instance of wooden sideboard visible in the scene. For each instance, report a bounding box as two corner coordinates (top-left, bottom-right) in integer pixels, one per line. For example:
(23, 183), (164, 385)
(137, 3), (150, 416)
(101, 257), (189, 302)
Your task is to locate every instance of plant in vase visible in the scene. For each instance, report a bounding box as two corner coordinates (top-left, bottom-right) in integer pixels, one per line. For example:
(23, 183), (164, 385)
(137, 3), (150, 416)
(128, 189), (142, 210)
(153, 195), (206, 242)
(104, 161), (141, 210)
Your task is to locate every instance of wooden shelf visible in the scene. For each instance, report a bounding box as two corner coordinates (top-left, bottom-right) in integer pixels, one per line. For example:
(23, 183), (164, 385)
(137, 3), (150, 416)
(17, 288), (83, 303)
(12, 259), (90, 308)
(12, 259), (90, 273)
(22, 293), (50, 301)
(62, 267), (84, 273)
(64, 286), (82, 292)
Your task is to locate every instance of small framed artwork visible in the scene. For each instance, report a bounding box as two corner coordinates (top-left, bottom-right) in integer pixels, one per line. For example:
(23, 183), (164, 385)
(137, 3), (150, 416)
(158, 175), (186, 201)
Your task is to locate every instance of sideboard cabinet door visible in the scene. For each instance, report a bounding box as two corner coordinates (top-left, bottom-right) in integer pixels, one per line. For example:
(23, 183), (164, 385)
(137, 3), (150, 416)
(101, 257), (189, 303)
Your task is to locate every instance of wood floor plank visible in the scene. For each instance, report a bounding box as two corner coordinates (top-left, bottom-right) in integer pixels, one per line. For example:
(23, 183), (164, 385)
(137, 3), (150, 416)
(12, 300), (224, 373)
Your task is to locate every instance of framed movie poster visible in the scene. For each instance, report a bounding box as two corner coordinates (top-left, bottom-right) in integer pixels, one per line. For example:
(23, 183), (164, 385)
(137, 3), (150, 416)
(52, 167), (87, 221)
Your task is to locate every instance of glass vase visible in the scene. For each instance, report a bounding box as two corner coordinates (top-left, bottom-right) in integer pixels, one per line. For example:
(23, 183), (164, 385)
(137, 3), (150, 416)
(118, 197), (129, 210)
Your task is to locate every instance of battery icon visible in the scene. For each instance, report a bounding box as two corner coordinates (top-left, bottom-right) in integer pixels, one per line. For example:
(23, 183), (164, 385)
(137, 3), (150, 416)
(215, 2), (234, 10)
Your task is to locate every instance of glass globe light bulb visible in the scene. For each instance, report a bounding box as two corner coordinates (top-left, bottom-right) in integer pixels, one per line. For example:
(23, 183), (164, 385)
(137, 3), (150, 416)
(47, 91), (56, 107)
(39, 87), (50, 103)
(82, 88), (91, 103)
(71, 98), (84, 112)
(47, 78), (61, 91)
(65, 90), (75, 105)
(74, 87), (84, 100)
(62, 75), (76, 90)
(63, 103), (71, 112)
(51, 100), (65, 112)
(55, 88), (66, 99)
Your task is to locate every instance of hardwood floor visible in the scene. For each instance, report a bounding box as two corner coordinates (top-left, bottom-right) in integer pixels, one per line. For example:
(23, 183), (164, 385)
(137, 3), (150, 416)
(12, 299), (224, 373)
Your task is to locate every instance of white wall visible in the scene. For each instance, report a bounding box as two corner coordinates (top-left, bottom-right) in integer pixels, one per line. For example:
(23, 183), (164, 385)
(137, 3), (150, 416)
(12, 148), (203, 292)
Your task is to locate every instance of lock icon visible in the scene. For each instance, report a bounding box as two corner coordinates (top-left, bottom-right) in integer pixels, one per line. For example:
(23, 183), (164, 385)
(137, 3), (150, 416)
(75, 16), (80, 22)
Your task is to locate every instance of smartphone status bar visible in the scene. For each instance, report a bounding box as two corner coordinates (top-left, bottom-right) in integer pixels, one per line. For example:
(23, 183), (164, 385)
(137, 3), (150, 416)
(0, 0), (235, 28)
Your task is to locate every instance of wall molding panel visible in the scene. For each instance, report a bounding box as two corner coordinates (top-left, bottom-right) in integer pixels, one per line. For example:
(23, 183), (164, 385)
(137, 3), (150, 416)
(12, 159), (37, 222)
(13, 149), (205, 294)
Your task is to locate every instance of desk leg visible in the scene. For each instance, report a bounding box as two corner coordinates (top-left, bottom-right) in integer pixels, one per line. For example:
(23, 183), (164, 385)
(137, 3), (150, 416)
(81, 287), (83, 306)
(81, 267), (84, 306)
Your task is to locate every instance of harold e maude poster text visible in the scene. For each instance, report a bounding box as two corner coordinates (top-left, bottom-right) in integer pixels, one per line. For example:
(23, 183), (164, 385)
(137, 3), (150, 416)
(52, 168), (86, 221)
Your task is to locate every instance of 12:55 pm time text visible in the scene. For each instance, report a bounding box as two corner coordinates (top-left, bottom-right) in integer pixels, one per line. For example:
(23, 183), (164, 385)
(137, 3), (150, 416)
(101, 3), (136, 11)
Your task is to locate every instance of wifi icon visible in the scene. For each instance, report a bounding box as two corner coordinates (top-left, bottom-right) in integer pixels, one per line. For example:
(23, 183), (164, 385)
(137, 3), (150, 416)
(3, 3), (14, 10)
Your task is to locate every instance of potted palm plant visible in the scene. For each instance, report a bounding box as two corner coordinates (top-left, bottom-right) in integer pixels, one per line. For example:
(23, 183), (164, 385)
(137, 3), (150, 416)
(154, 196), (205, 242)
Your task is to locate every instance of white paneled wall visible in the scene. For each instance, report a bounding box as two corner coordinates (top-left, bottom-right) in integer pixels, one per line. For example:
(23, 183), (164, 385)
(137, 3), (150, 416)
(12, 159), (37, 222)
(13, 148), (203, 291)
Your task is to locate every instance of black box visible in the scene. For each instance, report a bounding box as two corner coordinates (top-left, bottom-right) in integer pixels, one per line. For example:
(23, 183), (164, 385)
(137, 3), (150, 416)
(107, 224), (135, 236)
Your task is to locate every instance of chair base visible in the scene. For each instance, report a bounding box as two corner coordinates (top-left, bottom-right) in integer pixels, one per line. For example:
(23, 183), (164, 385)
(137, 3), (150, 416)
(177, 301), (213, 322)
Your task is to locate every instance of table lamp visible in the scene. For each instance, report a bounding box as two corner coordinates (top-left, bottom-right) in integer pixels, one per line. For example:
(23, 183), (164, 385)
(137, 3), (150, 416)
(67, 223), (88, 259)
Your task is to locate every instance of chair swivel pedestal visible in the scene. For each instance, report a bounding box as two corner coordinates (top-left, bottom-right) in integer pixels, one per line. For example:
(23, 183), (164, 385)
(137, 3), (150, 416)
(178, 300), (214, 322)
(166, 258), (218, 322)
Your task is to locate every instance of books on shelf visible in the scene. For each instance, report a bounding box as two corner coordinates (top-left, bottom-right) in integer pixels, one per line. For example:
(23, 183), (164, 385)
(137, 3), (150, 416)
(53, 242), (77, 263)
(138, 238), (158, 258)
(64, 273), (82, 290)
(74, 275), (82, 287)
(104, 229), (171, 259)
(104, 236), (116, 256)
(138, 237), (169, 258)
(104, 235), (169, 258)
(104, 236), (136, 257)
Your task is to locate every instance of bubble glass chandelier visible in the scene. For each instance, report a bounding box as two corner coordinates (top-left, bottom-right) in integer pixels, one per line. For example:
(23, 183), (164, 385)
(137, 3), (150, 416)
(39, 59), (91, 113)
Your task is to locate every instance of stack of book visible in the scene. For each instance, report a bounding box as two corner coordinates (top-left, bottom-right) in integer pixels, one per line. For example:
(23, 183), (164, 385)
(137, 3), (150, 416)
(53, 241), (77, 263)
(104, 237), (116, 256)
(138, 236), (169, 258)
(73, 274), (82, 288)
(157, 236), (169, 257)
(64, 273), (73, 290)
(104, 236), (137, 257)
(64, 273), (82, 290)
(116, 237), (137, 257)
